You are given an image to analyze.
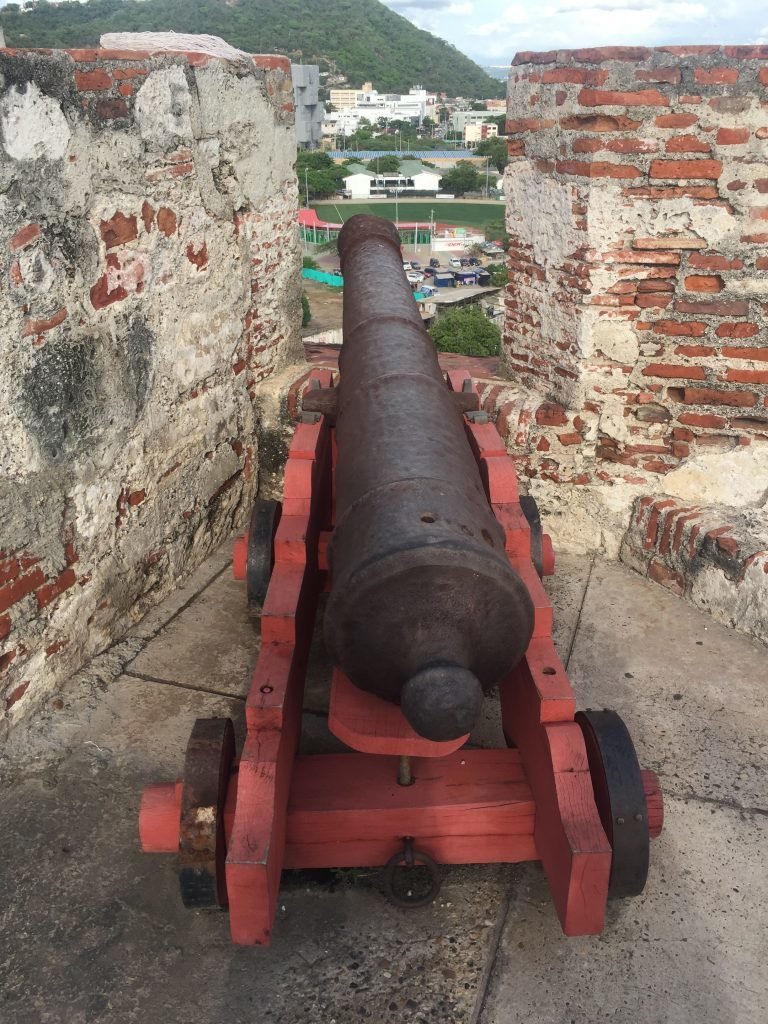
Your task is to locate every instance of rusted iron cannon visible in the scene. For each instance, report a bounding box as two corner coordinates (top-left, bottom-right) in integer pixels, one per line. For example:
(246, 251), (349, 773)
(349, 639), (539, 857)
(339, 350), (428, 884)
(325, 216), (534, 741)
(138, 214), (664, 946)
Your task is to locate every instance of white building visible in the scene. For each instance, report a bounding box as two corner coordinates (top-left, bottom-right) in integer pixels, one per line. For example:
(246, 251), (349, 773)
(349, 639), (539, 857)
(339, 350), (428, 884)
(341, 160), (442, 199)
(327, 86), (433, 127)
(464, 122), (499, 144)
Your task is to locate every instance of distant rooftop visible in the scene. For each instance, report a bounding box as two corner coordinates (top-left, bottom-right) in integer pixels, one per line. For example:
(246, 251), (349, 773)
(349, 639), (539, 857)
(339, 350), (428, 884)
(328, 149), (475, 160)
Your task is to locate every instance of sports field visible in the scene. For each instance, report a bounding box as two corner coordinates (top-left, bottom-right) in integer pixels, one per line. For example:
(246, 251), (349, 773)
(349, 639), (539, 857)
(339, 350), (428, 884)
(311, 200), (503, 230)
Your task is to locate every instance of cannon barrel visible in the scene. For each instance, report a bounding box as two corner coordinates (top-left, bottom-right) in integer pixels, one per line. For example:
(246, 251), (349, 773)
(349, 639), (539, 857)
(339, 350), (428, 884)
(324, 215), (534, 741)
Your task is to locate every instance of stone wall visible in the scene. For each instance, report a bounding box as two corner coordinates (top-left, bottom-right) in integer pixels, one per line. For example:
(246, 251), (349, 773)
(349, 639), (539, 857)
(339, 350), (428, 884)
(502, 46), (768, 554)
(0, 46), (301, 722)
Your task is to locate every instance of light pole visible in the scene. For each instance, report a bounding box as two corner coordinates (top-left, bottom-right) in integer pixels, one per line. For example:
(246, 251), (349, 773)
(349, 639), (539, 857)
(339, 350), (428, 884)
(485, 157), (490, 199)
(304, 167), (310, 209)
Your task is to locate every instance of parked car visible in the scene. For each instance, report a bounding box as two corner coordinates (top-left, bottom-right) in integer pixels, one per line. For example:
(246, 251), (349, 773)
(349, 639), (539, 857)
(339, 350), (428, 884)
(460, 257), (471, 267)
(429, 258), (440, 268)
(402, 261), (412, 271)
(422, 267), (436, 278)
(420, 285), (437, 297)
(407, 271), (424, 283)
(468, 257), (482, 266)
(449, 257), (462, 268)
(411, 260), (421, 269)
(332, 268), (343, 277)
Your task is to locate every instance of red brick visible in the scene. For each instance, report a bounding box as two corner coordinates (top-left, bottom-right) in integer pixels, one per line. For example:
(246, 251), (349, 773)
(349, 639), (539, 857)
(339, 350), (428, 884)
(644, 499), (678, 549)
(636, 293), (673, 308)
(573, 137), (657, 154)
(655, 113), (698, 128)
(716, 322), (759, 338)
(111, 67), (147, 80)
(141, 201), (154, 232)
(0, 614), (10, 641)
(22, 308), (67, 337)
(559, 113), (642, 132)
(725, 368), (768, 384)
(186, 242), (208, 270)
(724, 45), (768, 58)
(507, 117), (555, 133)
(35, 568), (76, 610)
(118, 83), (133, 97)
(633, 236), (706, 250)
(756, 257), (768, 270)
(647, 558), (685, 595)
(716, 127), (750, 145)
(571, 46), (653, 62)
(665, 134), (710, 154)
(90, 273), (127, 309)
(157, 207), (178, 237)
(100, 212), (137, 249)
(636, 68), (681, 84)
(759, 67), (768, 85)
(685, 274), (724, 293)
(5, 681), (29, 709)
(722, 347), (768, 362)
(673, 300), (748, 316)
(652, 320), (708, 336)
(650, 159), (722, 180)
(95, 98), (129, 120)
(0, 557), (20, 586)
(674, 344), (716, 357)
(74, 69), (111, 91)
(679, 412), (727, 428)
(695, 67), (739, 85)
(536, 401), (567, 426)
(558, 432), (582, 445)
(688, 252), (743, 271)
(750, 207), (768, 221)
(542, 68), (608, 85)
(579, 87), (669, 106)
(642, 364), (706, 379)
(556, 159), (641, 179)
(10, 223), (41, 251)
(670, 387), (757, 407)
(0, 567), (45, 614)
(622, 185), (718, 200)
(662, 45), (719, 56)
(741, 233), (768, 244)
(127, 489), (146, 507)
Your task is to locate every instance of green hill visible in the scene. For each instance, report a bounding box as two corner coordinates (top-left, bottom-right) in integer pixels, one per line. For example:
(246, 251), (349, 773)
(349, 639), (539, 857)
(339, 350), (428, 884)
(0, 0), (505, 98)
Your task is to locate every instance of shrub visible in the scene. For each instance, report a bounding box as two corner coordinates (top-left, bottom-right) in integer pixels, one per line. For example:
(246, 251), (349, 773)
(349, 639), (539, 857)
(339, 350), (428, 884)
(428, 304), (500, 357)
(301, 293), (312, 328)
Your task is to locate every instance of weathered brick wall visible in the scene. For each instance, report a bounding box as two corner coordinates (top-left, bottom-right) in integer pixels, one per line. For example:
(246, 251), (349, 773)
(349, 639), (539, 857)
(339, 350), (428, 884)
(0, 47), (301, 722)
(502, 46), (768, 552)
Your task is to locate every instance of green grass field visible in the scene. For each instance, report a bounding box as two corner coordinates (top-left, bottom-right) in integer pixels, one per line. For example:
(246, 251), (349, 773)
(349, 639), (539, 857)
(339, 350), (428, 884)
(311, 200), (504, 230)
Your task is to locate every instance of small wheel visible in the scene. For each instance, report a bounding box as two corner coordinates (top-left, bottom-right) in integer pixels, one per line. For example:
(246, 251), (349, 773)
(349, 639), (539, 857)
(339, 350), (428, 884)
(246, 498), (281, 610)
(576, 709), (650, 899)
(519, 495), (544, 579)
(178, 718), (235, 909)
(382, 839), (441, 908)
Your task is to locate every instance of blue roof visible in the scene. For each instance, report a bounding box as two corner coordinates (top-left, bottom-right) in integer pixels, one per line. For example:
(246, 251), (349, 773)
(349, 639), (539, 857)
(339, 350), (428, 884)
(328, 149), (476, 159)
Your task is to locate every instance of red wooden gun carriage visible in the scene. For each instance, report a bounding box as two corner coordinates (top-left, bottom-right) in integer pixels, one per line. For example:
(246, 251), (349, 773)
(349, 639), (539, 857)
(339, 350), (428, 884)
(139, 216), (663, 944)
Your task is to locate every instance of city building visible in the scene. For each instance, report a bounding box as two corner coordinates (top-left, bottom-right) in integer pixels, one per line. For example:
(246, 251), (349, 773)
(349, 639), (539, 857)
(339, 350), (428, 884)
(464, 122), (499, 144)
(449, 110), (498, 134)
(326, 85), (434, 128)
(341, 159), (442, 199)
(291, 64), (323, 150)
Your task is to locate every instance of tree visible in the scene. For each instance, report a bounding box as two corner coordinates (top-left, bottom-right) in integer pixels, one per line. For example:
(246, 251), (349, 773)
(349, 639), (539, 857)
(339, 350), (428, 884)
(471, 101), (487, 111)
(475, 136), (508, 174)
(485, 220), (510, 250)
(429, 305), (500, 357)
(366, 154), (400, 173)
(301, 294), (312, 328)
(438, 161), (482, 197)
(485, 263), (508, 287)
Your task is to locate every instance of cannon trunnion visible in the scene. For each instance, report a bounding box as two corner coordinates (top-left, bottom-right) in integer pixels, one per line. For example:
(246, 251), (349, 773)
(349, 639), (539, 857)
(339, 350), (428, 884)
(138, 214), (663, 946)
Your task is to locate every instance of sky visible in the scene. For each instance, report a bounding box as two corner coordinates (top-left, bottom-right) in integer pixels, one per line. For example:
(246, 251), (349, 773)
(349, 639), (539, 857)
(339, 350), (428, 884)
(381, 0), (768, 65)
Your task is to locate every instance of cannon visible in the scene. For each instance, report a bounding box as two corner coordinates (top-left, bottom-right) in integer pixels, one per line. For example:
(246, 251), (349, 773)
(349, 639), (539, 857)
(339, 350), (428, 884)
(326, 216), (534, 741)
(138, 215), (664, 945)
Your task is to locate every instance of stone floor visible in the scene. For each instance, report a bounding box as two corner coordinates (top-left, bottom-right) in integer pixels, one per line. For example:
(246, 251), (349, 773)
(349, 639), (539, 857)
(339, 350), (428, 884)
(1, 545), (766, 1024)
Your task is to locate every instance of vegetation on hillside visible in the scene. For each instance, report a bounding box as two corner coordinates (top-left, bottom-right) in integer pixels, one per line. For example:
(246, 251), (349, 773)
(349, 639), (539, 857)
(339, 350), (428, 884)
(0, 0), (504, 98)
(429, 305), (500, 357)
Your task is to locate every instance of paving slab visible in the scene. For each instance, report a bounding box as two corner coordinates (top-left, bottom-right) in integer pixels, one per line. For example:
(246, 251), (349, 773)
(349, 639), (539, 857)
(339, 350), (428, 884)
(481, 558), (768, 1024)
(2, 553), (766, 1024)
(128, 572), (258, 698)
(567, 559), (768, 809)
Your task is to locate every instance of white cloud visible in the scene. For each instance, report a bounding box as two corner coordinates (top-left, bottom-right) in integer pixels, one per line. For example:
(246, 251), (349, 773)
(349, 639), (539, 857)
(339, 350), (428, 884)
(381, 0), (767, 65)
